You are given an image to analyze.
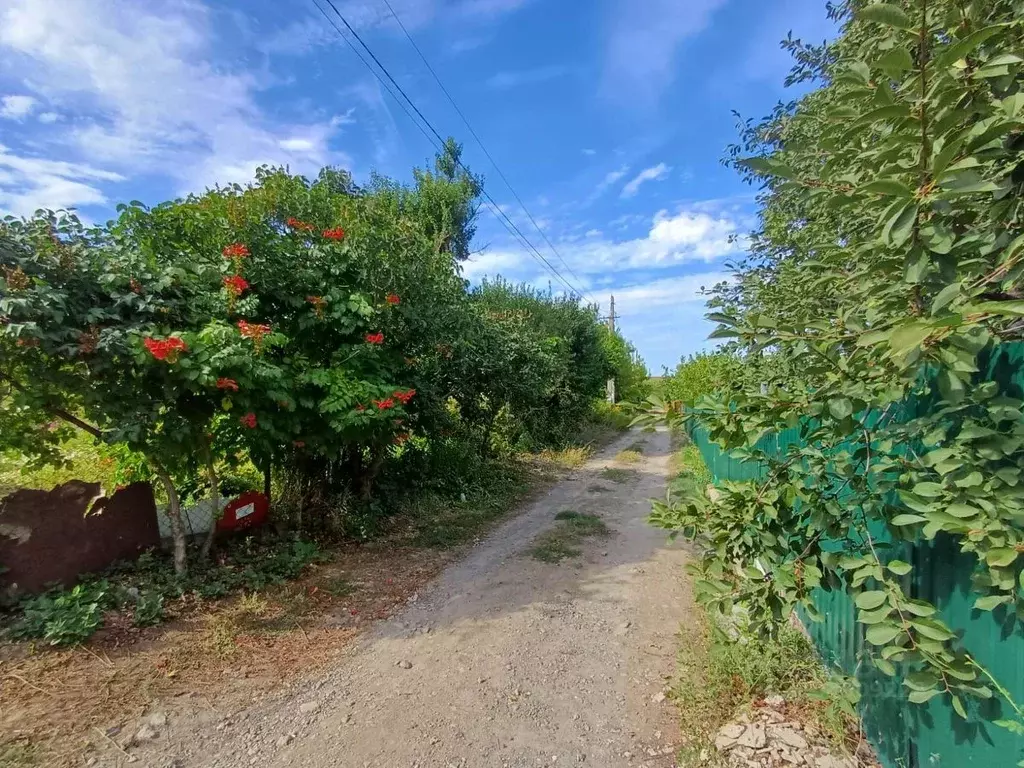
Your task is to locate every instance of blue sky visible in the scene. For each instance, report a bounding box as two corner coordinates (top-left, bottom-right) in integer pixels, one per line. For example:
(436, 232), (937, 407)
(0, 0), (834, 372)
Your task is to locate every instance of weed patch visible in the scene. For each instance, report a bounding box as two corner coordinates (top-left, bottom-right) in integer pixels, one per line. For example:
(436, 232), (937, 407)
(587, 484), (613, 494)
(528, 510), (610, 563)
(614, 449), (642, 464)
(672, 608), (860, 766)
(600, 467), (638, 484)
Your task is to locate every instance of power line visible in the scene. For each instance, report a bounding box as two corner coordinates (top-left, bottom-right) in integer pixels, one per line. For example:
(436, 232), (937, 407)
(309, 0), (589, 301)
(377, 0), (596, 304)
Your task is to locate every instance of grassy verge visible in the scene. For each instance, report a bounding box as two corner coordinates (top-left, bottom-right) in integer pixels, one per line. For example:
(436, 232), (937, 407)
(528, 510), (610, 563)
(668, 437), (861, 766)
(673, 609), (859, 766)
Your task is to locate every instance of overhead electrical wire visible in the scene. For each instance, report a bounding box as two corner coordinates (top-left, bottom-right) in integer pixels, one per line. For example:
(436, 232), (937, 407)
(307, 0), (591, 301)
(377, 0), (596, 304)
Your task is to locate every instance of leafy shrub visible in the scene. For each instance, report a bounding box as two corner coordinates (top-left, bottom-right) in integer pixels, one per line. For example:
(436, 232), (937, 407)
(132, 592), (164, 627)
(661, 351), (735, 407)
(14, 582), (111, 646)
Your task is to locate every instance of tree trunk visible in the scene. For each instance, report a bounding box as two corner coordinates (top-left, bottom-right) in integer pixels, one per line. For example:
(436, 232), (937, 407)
(153, 463), (188, 577)
(200, 442), (220, 560)
(360, 448), (385, 501)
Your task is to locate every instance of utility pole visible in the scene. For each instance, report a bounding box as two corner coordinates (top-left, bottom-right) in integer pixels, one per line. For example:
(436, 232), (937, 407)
(606, 294), (616, 404)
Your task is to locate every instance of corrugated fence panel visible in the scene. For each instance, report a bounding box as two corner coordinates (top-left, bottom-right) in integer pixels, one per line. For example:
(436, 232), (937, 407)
(686, 342), (1024, 767)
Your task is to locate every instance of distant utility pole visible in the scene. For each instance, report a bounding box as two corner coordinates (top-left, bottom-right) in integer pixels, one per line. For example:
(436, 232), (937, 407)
(606, 294), (616, 404)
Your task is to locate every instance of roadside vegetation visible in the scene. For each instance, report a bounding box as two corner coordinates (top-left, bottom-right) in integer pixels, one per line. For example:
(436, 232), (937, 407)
(645, 0), (1024, 756)
(528, 510), (610, 563)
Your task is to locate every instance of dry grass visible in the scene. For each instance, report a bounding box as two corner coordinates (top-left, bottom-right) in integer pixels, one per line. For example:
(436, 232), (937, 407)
(614, 449), (643, 464)
(537, 445), (592, 469)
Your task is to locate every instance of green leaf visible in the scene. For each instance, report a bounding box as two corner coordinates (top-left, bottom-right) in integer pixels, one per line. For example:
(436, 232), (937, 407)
(856, 591), (888, 610)
(935, 25), (1009, 69)
(931, 283), (960, 314)
(967, 301), (1024, 317)
(891, 513), (928, 526)
(874, 657), (898, 676)
(858, 3), (914, 30)
(861, 179), (914, 197)
(887, 560), (912, 576)
(974, 594), (1011, 611)
(912, 482), (944, 497)
(852, 104), (913, 132)
(952, 695), (967, 720)
(908, 688), (942, 704)
(985, 549), (1018, 568)
(738, 156), (796, 180)
(940, 171), (1001, 195)
(875, 47), (915, 75)
(828, 397), (854, 419)
(882, 202), (918, 247)
(947, 503), (981, 519)
(866, 623), (903, 645)
(888, 322), (932, 356)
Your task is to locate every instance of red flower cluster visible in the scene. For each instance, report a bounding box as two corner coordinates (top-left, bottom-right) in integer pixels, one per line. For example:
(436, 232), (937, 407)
(237, 320), (271, 341)
(307, 295), (326, 319)
(129, 277), (143, 294)
(293, 440), (305, 448)
(144, 336), (187, 362)
(394, 389), (415, 404)
(355, 404), (366, 411)
(222, 275), (249, 296)
(365, 332), (384, 345)
(222, 243), (250, 260)
(287, 217), (315, 232)
(216, 377), (239, 391)
(322, 227), (345, 241)
(374, 397), (395, 410)
(386, 293), (401, 305)
(240, 412), (258, 429)
(392, 432), (410, 445)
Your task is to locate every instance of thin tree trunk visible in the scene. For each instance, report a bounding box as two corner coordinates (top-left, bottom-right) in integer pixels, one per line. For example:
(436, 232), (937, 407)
(153, 463), (188, 577)
(200, 441), (220, 560)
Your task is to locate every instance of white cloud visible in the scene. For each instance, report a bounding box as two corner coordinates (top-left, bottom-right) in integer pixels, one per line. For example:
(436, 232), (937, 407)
(0, 94), (36, 119)
(0, 144), (124, 216)
(612, 271), (732, 371)
(460, 248), (529, 280)
(602, 0), (727, 105)
(621, 162), (671, 198)
(37, 111), (59, 123)
(582, 148), (597, 156)
(279, 137), (317, 152)
(0, 0), (351, 209)
(585, 229), (602, 237)
(468, 204), (745, 283)
(582, 165), (629, 205)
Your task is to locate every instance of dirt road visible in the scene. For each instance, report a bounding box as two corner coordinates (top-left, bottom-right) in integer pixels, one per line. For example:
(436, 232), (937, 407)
(128, 428), (693, 768)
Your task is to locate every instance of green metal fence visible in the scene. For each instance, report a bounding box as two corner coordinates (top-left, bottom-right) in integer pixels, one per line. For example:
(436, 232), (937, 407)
(686, 343), (1024, 768)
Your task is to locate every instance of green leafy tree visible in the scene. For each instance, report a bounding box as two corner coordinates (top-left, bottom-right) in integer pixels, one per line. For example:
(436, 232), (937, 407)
(652, 0), (1024, 731)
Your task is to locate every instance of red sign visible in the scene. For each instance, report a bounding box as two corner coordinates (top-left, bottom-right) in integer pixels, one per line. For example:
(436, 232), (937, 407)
(216, 491), (269, 533)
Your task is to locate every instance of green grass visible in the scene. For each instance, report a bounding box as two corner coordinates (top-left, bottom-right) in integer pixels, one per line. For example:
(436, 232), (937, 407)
(614, 449), (642, 464)
(676, 443), (712, 489)
(527, 510), (610, 563)
(600, 467), (638, 484)
(672, 609), (860, 767)
(0, 741), (37, 767)
(0, 431), (116, 498)
(410, 461), (534, 548)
